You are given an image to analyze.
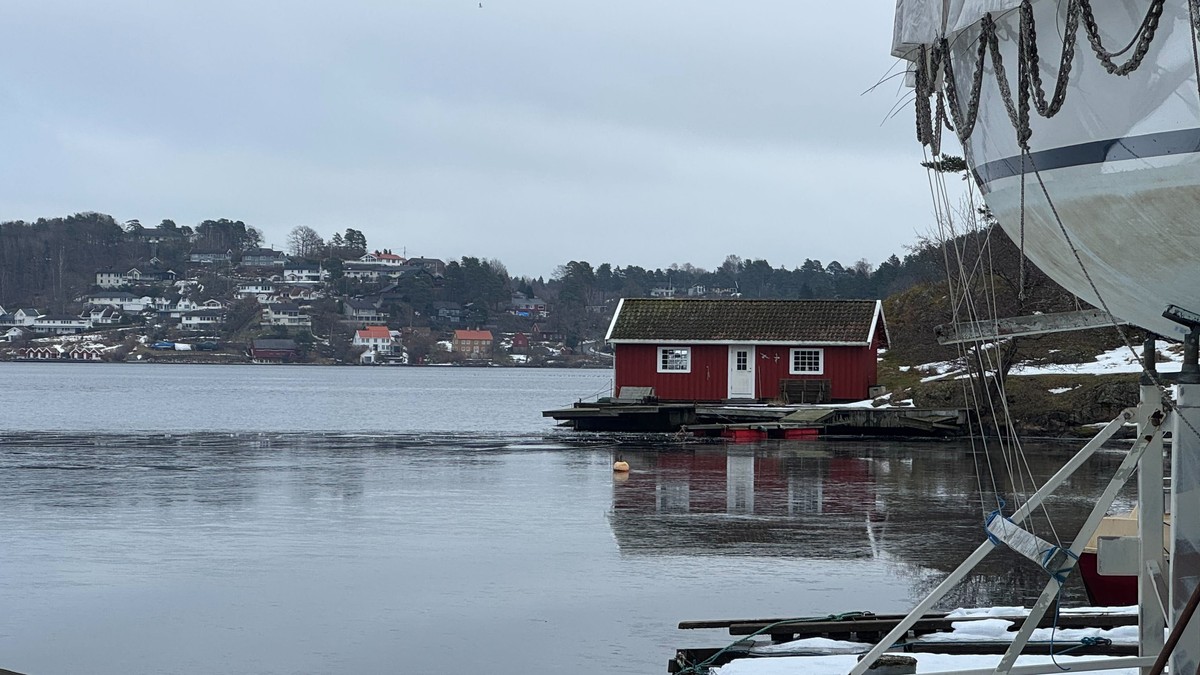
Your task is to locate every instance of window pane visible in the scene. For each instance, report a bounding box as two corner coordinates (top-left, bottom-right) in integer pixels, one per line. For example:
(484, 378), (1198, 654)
(791, 349), (821, 373)
(660, 348), (689, 371)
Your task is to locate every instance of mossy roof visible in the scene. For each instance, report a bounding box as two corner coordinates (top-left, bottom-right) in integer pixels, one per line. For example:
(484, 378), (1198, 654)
(606, 298), (884, 345)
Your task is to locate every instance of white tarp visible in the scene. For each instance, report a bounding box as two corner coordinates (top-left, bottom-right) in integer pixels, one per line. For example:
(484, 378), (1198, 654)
(892, 0), (944, 56)
(893, 0), (1023, 56)
(949, 0), (1022, 31)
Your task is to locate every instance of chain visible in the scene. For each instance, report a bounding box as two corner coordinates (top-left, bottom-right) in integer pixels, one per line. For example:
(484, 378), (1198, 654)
(938, 22), (989, 142)
(914, 45), (935, 149)
(1079, 0), (1166, 75)
(985, 20), (1031, 149)
(914, 0), (1168, 152)
(1020, 0), (1079, 118)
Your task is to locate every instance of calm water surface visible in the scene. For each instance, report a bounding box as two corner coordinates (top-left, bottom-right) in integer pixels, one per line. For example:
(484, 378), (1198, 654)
(0, 364), (1133, 674)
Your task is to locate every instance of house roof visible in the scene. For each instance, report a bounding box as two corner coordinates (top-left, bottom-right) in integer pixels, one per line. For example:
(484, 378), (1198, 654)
(454, 329), (493, 341)
(356, 326), (391, 339)
(605, 298), (886, 346)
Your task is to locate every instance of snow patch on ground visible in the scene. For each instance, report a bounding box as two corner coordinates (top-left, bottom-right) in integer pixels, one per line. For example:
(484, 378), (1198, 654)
(714, 653), (1141, 675)
(1047, 386), (1077, 394)
(912, 346), (1182, 382)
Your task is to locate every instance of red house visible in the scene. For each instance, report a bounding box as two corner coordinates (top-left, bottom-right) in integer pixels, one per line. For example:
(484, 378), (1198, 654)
(605, 298), (888, 403)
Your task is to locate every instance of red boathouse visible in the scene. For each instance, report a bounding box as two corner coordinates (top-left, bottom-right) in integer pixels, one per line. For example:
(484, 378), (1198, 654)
(605, 298), (888, 403)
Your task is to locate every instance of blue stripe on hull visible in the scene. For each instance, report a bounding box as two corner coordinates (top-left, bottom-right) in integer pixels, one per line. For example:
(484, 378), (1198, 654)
(974, 127), (1200, 184)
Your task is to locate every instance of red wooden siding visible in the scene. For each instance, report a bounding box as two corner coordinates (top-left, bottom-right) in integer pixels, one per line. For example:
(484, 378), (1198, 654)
(614, 342), (879, 402)
(614, 344), (728, 400)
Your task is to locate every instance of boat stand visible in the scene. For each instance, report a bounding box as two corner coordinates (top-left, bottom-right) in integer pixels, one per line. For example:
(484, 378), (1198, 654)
(846, 334), (1200, 675)
(1167, 331), (1200, 675)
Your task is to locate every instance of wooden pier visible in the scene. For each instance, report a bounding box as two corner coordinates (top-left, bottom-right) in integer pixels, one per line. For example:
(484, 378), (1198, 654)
(543, 400), (965, 436)
(669, 610), (1137, 672)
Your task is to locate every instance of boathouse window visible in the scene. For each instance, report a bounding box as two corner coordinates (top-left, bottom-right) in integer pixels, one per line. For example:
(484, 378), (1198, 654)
(657, 347), (691, 373)
(789, 348), (823, 375)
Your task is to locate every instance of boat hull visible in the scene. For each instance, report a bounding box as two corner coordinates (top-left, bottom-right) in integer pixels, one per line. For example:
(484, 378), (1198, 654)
(1077, 550), (1139, 607)
(947, 1), (1200, 338)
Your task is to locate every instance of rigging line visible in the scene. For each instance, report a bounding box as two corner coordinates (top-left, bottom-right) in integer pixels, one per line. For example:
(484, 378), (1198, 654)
(960, 179), (1056, 542)
(1019, 150), (1027, 300)
(1189, 0), (1200, 109)
(976, 226), (1025, 513)
(930, 162), (1007, 511)
(950, 216), (1017, 502)
(965, 215), (1019, 500)
(988, 190), (1067, 547)
(923, 149), (993, 515)
(958, 183), (1002, 517)
(977, 212), (1054, 544)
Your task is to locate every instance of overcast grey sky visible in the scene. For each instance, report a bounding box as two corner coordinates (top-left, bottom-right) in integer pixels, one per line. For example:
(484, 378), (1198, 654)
(0, 1), (941, 278)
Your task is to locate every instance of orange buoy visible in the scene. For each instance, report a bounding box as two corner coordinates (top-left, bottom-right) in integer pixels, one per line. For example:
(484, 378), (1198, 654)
(613, 460), (630, 472)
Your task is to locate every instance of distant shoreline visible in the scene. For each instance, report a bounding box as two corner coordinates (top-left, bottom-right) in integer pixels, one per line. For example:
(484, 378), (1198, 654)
(1, 358), (612, 369)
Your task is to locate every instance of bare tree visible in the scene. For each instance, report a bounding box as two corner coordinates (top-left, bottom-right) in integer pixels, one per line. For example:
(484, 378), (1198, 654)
(287, 226), (325, 258)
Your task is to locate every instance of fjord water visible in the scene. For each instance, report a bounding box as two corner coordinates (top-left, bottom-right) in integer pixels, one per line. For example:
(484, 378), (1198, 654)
(0, 364), (1131, 675)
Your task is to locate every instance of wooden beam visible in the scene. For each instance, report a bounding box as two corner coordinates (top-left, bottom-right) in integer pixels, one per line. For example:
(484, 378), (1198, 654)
(935, 309), (1121, 345)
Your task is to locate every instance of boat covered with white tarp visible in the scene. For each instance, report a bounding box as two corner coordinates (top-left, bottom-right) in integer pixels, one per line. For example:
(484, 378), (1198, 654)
(893, 0), (1200, 339)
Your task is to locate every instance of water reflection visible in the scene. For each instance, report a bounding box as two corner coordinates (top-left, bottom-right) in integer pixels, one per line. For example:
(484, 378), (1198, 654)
(608, 439), (1138, 606)
(0, 431), (1141, 675)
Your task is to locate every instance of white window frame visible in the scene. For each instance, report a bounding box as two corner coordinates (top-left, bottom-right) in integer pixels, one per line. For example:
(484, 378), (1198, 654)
(657, 346), (692, 373)
(789, 347), (824, 375)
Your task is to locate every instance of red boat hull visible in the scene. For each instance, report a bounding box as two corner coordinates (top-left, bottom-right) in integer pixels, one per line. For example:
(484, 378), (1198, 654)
(1078, 551), (1138, 607)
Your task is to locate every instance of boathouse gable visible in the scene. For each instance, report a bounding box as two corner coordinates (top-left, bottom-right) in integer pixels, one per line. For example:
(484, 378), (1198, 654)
(606, 299), (886, 403)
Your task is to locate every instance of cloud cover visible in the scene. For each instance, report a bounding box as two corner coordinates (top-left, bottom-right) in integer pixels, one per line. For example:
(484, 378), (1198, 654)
(0, 1), (943, 277)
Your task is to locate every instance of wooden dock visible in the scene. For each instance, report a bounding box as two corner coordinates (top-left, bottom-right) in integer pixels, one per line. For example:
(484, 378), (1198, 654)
(669, 610), (1137, 672)
(543, 400), (965, 436)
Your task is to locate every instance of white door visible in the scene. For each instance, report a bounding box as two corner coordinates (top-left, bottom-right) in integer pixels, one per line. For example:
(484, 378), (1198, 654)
(727, 345), (756, 399)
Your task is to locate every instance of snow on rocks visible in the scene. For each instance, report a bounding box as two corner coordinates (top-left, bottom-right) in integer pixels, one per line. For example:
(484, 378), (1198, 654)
(713, 653), (1142, 675)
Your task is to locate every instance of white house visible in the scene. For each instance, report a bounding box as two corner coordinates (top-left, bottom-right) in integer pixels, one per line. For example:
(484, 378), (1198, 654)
(237, 282), (276, 303)
(353, 326), (395, 355)
(282, 265), (325, 283)
(181, 309), (226, 331)
(88, 292), (156, 312)
(32, 315), (91, 335)
(84, 306), (123, 325)
(96, 270), (126, 288)
(262, 302), (311, 328)
(359, 251), (406, 266)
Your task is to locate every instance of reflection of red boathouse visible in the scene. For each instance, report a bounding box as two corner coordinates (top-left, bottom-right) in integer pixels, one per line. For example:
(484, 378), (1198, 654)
(608, 450), (882, 557)
(612, 451), (879, 518)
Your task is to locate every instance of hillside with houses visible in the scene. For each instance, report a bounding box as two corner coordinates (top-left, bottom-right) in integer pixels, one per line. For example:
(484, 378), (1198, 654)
(0, 216), (588, 366)
(0, 211), (1137, 387)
